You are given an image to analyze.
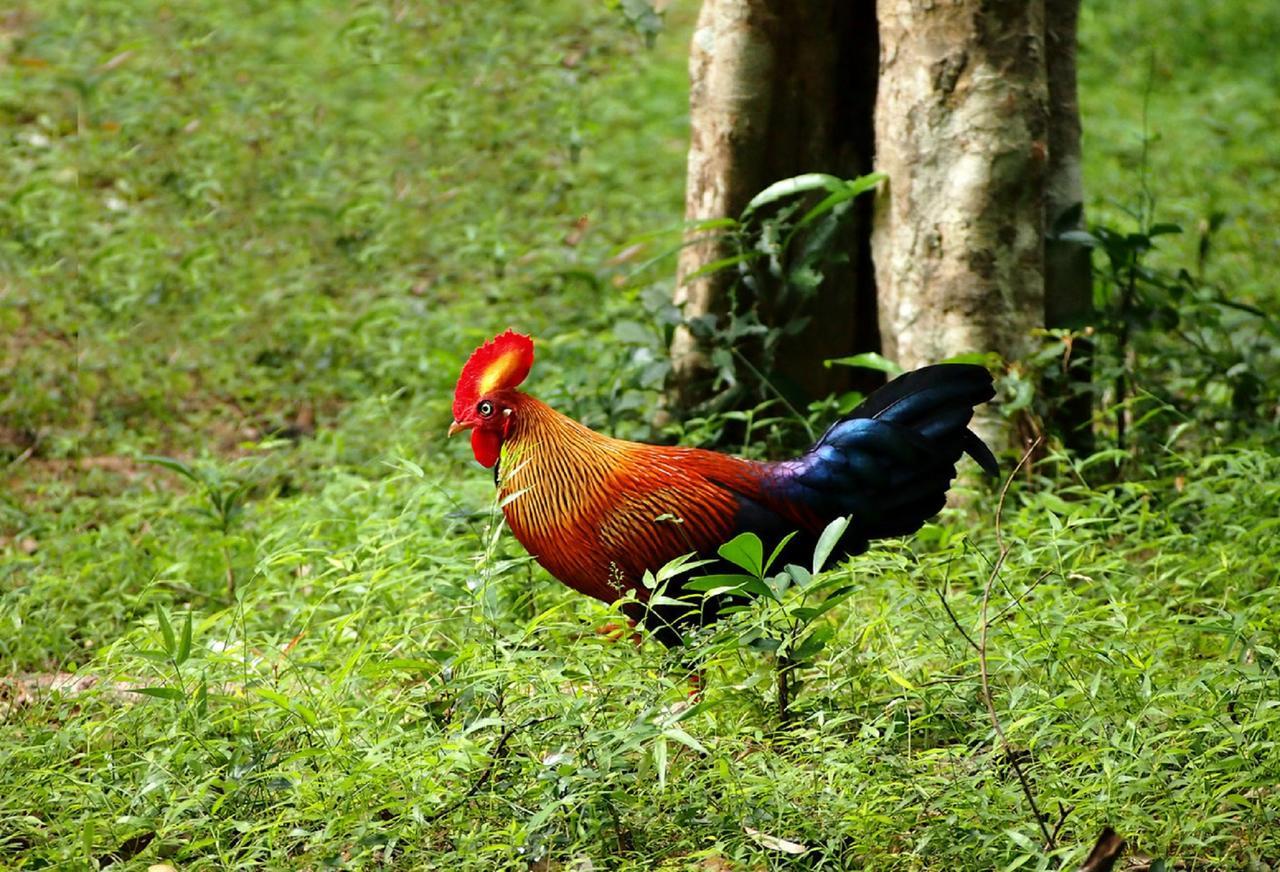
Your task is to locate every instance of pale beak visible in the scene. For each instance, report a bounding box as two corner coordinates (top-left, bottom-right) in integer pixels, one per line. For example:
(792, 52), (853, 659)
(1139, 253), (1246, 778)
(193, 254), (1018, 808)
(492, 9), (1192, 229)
(447, 420), (468, 438)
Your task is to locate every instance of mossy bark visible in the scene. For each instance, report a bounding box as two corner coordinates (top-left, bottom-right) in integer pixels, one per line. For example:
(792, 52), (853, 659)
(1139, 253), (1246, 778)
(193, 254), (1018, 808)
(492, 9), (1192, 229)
(872, 0), (1049, 444)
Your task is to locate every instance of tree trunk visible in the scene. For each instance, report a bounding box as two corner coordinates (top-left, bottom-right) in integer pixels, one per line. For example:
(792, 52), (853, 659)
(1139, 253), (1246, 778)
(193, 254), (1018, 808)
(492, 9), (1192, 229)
(667, 0), (1090, 449)
(668, 0), (778, 414)
(667, 0), (878, 416)
(872, 0), (1049, 442)
(1044, 0), (1095, 453)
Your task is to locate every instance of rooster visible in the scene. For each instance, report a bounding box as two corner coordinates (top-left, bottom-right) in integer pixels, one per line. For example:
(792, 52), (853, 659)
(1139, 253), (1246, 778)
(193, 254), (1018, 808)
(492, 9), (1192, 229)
(449, 329), (997, 646)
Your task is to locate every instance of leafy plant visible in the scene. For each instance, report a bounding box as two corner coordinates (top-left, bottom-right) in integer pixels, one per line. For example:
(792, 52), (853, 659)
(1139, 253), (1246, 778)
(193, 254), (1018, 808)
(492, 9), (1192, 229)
(141, 455), (253, 597)
(642, 518), (858, 723)
(684, 173), (885, 418)
(1033, 211), (1279, 465)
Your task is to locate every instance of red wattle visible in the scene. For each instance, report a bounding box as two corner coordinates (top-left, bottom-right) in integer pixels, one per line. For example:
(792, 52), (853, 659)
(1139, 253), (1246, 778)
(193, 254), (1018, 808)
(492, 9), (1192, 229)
(471, 428), (501, 468)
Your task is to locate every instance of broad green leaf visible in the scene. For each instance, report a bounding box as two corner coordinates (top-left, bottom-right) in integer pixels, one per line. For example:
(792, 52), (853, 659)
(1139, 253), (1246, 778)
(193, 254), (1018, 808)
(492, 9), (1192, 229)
(940, 351), (1002, 368)
(812, 516), (851, 575)
(824, 352), (904, 376)
(655, 553), (716, 585)
(684, 573), (773, 600)
(461, 717), (504, 736)
(843, 171), (887, 198)
(768, 571), (791, 598)
(1056, 229), (1100, 247)
(130, 686), (185, 701)
(140, 454), (200, 484)
(785, 564), (812, 588)
(791, 189), (858, 236)
(397, 458), (425, 478)
(662, 727), (708, 755)
(176, 612), (192, 665)
(682, 251), (762, 283)
(254, 687), (293, 710)
(693, 583), (750, 599)
(156, 606), (176, 656)
(792, 626), (832, 662)
(886, 670), (916, 691)
(746, 636), (781, 654)
(793, 585), (855, 623)
(718, 532), (764, 578)
(498, 487), (530, 508)
(781, 173), (887, 245)
(742, 173), (845, 217)
(764, 531), (796, 575)
(292, 702), (319, 728)
(685, 216), (739, 233)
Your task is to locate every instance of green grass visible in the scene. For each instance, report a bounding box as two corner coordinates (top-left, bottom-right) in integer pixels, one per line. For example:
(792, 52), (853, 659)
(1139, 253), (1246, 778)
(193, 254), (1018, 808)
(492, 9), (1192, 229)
(2, 0), (1279, 868)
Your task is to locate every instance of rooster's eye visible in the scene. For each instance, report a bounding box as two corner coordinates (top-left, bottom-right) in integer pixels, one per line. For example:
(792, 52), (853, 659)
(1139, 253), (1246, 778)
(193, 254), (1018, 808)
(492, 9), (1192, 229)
(477, 400), (494, 418)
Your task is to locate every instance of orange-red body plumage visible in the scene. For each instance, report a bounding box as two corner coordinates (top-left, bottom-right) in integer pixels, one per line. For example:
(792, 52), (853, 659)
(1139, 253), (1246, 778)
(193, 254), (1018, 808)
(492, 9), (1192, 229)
(494, 392), (815, 606)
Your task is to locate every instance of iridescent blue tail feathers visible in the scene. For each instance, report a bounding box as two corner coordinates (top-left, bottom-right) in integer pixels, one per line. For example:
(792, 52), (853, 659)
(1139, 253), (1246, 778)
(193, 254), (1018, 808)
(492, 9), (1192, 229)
(773, 363), (998, 554)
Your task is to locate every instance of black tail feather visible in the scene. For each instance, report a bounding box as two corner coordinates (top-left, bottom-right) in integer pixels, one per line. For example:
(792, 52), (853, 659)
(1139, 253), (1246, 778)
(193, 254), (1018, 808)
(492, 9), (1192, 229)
(779, 363), (998, 553)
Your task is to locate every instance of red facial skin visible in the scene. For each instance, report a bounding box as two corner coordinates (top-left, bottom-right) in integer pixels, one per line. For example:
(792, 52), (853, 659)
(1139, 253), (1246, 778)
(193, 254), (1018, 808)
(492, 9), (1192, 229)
(447, 390), (517, 468)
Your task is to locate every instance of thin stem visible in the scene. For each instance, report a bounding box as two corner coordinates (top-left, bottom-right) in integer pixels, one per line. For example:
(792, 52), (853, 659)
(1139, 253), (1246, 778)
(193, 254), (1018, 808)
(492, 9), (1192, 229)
(729, 347), (816, 442)
(978, 439), (1057, 852)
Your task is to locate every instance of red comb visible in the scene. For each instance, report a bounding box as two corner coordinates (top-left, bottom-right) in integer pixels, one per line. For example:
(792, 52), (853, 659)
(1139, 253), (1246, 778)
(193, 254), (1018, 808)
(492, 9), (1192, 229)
(453, 329), (535, 418)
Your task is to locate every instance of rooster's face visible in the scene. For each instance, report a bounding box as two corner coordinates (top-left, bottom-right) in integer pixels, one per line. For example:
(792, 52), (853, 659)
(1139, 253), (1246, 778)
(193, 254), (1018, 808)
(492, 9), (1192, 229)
(450, 330), (534, 468)
(448, 390), (518, 468)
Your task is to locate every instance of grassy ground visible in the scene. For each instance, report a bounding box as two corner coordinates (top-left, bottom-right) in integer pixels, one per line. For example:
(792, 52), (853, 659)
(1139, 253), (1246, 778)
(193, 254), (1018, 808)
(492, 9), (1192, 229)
(2, 1), (1278, 869)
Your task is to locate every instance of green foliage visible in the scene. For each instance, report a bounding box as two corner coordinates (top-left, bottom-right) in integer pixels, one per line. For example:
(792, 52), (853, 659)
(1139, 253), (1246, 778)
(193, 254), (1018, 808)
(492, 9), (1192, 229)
(634, 172), (884, 445)
(8, 444), (1277, 869)
(1, 0), (1279, 869)
(1027, 209), (1279, 465)
(671, 519), (860, 723)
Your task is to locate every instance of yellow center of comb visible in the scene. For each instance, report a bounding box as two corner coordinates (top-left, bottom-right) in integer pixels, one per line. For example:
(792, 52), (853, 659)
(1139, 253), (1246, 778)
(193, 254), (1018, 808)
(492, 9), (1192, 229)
(477, 350), (522, 395)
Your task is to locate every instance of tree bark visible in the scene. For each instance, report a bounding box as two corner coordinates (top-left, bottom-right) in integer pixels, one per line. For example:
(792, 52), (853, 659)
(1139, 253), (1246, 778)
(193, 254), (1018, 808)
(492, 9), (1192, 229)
(668, 0), (779, 414)
(872, 0), (1049, 435)
(1044, 0), (1095, 453)
(667, 0), (1090, 449)
(668, 0), (878, 416)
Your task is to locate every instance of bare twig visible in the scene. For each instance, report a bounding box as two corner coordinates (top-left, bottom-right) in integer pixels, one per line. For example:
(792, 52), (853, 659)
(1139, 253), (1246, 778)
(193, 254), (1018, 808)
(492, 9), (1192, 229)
(990, 568), (1057, 625)
(425, 716), (550, 823)
(4, 442), (37, 471)
(1050, 801), (1075, 848)
(978, 438), (1058, 850)
(935, 588), (980, 653)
